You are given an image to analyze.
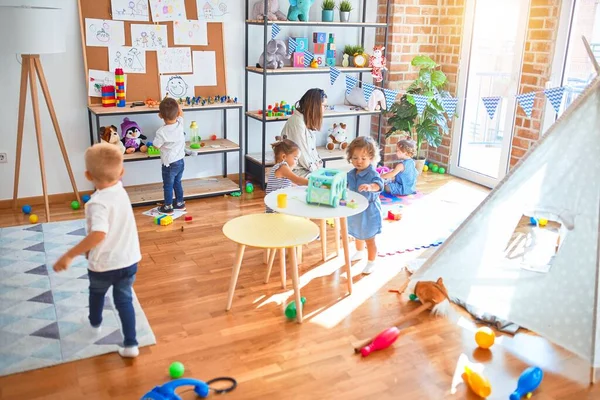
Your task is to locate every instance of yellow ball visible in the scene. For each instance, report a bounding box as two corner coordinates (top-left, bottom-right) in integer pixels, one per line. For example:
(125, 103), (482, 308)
(538, 218), (548, 227)
(475, 327), (495, 349)
(422, 165), (429, 172)
(29, 214), (39, 224)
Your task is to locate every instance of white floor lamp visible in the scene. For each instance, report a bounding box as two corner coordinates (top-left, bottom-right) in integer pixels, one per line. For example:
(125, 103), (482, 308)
(0, 5), (80, 222)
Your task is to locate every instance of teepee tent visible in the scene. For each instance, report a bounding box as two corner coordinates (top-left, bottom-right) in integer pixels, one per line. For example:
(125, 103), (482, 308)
(410, 75), (600, 380)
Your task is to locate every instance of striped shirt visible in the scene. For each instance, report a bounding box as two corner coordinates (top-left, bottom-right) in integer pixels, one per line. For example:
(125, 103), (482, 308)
(266, 161), (293, 213)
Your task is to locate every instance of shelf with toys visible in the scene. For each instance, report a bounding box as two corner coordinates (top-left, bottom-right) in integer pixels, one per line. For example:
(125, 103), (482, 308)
(246, 146), (347, 167)
(245, 66), (372, 75)
(246, 104), (381, 122)
(246, 20), (387, 28)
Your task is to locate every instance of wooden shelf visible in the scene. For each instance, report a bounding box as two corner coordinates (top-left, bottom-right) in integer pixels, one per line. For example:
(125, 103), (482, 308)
(123, 139), (239, 163)
(246, 106), (382, 122)
(125, 177), (239, 206)
(88, 102), (242, 116)
(246, 146), (346, 167)
(246, 66), (371, 75)
(246, 19), (387, 28)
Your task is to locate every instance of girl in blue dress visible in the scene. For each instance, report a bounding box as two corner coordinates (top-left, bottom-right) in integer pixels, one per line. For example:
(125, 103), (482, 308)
(381, 139), (418, 195)
(346, 137), (384, 274)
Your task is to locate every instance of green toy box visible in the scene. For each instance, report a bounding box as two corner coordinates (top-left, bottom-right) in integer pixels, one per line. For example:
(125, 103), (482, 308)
(306, 169), (347, 207)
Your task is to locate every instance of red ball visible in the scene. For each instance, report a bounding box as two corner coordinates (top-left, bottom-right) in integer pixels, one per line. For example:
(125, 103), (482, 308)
(211, 134), (217, 140)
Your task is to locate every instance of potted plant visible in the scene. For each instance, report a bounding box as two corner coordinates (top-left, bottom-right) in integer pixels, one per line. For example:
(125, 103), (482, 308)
(386, 55), (453, 174)
(321, 0), (335, 22)
(343, 45), (364, 67)
(339, 0), (353, 22)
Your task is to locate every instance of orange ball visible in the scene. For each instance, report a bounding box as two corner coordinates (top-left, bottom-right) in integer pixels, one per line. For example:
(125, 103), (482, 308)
(475, 327), (495, 349)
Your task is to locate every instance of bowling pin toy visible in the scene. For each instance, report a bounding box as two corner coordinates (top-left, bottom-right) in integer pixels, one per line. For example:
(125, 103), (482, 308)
(360, 327), (400, 357)
(509, 367), (543, 400)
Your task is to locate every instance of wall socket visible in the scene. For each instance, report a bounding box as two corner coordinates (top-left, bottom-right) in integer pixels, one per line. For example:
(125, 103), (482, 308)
(0, 153), (6, 163)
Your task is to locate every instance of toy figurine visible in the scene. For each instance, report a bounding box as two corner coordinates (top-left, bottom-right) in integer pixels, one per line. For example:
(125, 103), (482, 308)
(287, 0), (314, 21)
(369, 45), (387, 83)
(342, 53), (349, 67)
(326, 123), (348, 150)
(185, 97), (191, 106)
(120, 117), (148, 154)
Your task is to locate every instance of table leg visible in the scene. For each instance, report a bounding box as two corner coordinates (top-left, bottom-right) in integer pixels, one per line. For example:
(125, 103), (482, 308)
(264, 248), (277, 283)
(297, 245), (303, 264)
(289, 246), (303, 323)
(226, 244), (246, 311)
(320, 219), (327, 261)
(334, 218), (341, 256)
(279, 248), (286, 289)
(264, 249), (270, 264)
(340, 217), (353, 295)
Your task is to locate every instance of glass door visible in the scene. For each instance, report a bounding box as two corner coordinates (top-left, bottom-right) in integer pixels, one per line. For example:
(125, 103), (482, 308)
(450, 0), (531, 188)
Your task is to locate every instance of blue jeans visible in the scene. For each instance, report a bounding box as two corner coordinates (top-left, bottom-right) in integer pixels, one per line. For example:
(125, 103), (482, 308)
(88, 263), (138, 347)
(162, 159), (185, 206)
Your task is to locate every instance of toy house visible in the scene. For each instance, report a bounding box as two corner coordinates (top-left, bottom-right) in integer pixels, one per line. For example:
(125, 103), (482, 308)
(306, 169), (348, 207)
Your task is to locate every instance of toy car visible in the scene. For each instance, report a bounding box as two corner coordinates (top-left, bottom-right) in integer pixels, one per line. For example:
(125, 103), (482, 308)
(306, 169), (347, 207)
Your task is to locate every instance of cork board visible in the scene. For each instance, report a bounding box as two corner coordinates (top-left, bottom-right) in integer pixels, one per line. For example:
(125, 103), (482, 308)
(77, 0), (227, 106)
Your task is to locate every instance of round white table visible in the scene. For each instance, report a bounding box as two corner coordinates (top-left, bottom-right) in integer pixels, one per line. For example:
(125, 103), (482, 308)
(264, 186), (368, 294)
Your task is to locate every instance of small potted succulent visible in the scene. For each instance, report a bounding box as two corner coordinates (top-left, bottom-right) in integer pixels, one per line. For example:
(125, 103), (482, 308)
(321, 0), (335, 22)
(339, 0), (353, 22)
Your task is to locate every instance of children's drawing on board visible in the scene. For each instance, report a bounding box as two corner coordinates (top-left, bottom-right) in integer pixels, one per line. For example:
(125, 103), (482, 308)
(112, 0), (150, 21)
(173, 20), (208, 45)
(160, 75), (195, 99)
(149, 0), (187, 22)
(85, 19), (125, 47)
(157, 47), (193, 74)
(88, 69), (127, 98)
(130, 24), (168, 50)
(109, 46), (147, 73)
(196, 0), (231, 21)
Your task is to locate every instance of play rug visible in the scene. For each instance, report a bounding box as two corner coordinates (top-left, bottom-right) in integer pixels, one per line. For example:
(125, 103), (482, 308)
(0, 219), (156, 377)
(379, 191), (425, 206)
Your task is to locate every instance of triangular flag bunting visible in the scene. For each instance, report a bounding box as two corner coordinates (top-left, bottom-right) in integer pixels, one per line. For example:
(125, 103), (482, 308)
(329, 67), (340, 85)
(544, 86), (565, 114)
(383, 88), (399, 109)
(271, 23), (281, 40)
(345, 75), (358, 95)
(441, 97), (459, 117)
(412, 94), (429, 116)
(482, 96), (502, 120)
(303, 50), (313, 68)
(363, 83), (375, 102)
(515, 91), (536, 117)
(288, 37), (297, 55)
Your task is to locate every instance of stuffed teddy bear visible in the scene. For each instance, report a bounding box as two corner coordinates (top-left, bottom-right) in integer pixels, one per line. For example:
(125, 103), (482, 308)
(326, 123), (348, 150)
(120, 117), (148, 154)
(287, 0), (314, 21)
(257, 39), (290, 69)
(345, 87), (387, 112)
(252, 0), (287, 21)
(100, 125), (126, 154)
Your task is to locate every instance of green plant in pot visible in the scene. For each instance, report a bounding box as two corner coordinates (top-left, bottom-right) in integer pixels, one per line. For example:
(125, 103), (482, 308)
(321, 0), (335, 22)
(386, 55), (454, 175)
(342, 45), (364, 67)
(339, 0), (353, 22)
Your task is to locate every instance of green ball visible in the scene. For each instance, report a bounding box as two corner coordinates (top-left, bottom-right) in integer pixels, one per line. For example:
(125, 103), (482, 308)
(71, 201), (80, 210)
(169, 361), (185, 379)
(430, 165), (439, 173)
(409, 294), (418, 301)
(438, 167), (446, 174)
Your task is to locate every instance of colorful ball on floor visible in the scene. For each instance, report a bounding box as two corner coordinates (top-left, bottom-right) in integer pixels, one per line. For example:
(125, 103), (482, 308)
(430, 165), (439, 173)
(22, 205), (32, 214)
(82, 194), (91, 203)
(530, 217), (538, 225)
(422, 165), (429, 172)
(71, 201), (80, 210)
(538, 218), (548, 227)
(475, 327), (495, 349)
(169, 361), (185, 379)
(29, 214), (39, 224)
(438, 167), (446, 174)
(245, 182), (254, 193)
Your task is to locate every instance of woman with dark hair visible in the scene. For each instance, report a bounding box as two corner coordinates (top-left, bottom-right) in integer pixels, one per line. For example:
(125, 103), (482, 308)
(280, 88), (327, 177)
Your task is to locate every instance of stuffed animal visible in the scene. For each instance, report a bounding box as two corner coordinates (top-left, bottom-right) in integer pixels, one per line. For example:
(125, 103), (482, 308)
(326, 123), (348, 151)
(257, 39), (290, 69)
(345, 87), (387, 112)
(287, 0), (314, 21)
(100, 125), (126, 154)
(369, 46), (386, 83)
(252, 0), (287, 21)
(120, 117), (148, 154)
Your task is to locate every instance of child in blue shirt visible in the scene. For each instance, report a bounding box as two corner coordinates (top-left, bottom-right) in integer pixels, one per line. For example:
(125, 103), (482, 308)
(381, 139), (418, 195)
(346, 137), (384, 275)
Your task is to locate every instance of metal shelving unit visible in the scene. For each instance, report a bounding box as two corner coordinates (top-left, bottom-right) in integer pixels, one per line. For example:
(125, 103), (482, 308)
(244, 1), (391, 189)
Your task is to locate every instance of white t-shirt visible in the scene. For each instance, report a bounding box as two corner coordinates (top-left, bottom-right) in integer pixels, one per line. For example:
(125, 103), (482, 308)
(153, 117), (186, 166)
(86, 181), (141, 272)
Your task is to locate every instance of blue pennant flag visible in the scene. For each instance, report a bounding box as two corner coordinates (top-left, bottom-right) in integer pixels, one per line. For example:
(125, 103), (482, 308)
(363, 83), (375, 102)
(412, 94), (429, 116)
(441, 97), (458, 117)
(345, 75), (358, 95)
(288, 37), (297, 55)
(482, 96), (502, 120)
(383, 88), (399, 109)
(303, 51), (313, 68)
(271, 23), (281, 40)
(329, 67), (340, 85)
(544, 86), (565, 114)
(515, 92), (536, 117)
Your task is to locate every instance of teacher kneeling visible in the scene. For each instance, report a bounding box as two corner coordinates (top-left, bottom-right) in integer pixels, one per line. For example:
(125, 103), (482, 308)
(280, 88), (327, 177)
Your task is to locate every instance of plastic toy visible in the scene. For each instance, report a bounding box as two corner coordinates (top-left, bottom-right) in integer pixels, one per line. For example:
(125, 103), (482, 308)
(438, 167), (446, 174)
(306, 169), (348, 207)
(22, 205), (32, 214)
(277, 193), (288, 208)
(169, 362), (185, 379)
(339, 199), (347, 206)
(147, 146), (161, 156)
(346, 200), (358, 209)
(530, 217), (538, 225)
(369, 46), (386, 83)
(287, 0), (314, 21)
(82, 194), (91, 203)
(101, 85), (116, 107)
(154, 215), (173, 226)
(141, 377), (237, 400)
(184, 215), (193, 222)
(310, 59), (318, 68)
(359, 327), (400, 357)
(538, 218), (548, 227)
(462, 364), (492, 398)
(422, 165), (429, 172)
(71, 201), (80, 210)
(430, 164), (439, 173)
(376, 166), (390, 175)
(387, 210), (402, 221)
(475, 326), (495, 349)
(245, 182), (254, 193)
(510, 367), (543, 400)
(211, 134), (217, 140)
(285, 297), (306, 319)
(115, 68), (125, 107)
(408, 293), (418, 301)
(29, 214), (39, 224)
(145, 97), (159, 107)
(326, 123), (348, 150)
(229, 191), (242, 197)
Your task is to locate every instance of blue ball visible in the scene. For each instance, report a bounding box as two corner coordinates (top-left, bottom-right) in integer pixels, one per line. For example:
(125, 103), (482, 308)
(22, 205), (32, 214)
(530, 217), (538, 225)
(82, 194), (91, 204)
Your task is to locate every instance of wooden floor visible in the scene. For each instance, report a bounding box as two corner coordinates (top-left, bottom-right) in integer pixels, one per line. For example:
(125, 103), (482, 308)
(1, 173), (598, 399)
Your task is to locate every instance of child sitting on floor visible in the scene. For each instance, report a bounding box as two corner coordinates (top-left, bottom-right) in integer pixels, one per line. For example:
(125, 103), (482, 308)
(346, 136), (384, 275)
(53, 143), (141, 358)
(266, 136), (309, 213)
(381, 139), (418, 196)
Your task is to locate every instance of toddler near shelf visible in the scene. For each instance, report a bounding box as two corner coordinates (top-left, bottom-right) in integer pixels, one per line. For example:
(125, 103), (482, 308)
(346, 136), (384, 274)
(265, 137), (309, 213)
(381, 139), (418, 195)
(53, 143), (141, 358)
(153, 98), (186, 215)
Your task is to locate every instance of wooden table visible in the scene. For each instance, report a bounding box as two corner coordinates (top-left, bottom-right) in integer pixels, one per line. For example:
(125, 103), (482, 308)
(223, 213), (319, 323)
(264, 187), (368, 295)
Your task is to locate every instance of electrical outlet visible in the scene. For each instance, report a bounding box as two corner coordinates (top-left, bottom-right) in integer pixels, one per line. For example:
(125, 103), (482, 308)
(0, 153), (6, 163)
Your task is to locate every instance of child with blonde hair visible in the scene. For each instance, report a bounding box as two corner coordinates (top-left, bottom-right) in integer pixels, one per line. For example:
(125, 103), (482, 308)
(346, 136), (384, 274)
(381, 139), (418, 195)
(53, 143), (141, 358)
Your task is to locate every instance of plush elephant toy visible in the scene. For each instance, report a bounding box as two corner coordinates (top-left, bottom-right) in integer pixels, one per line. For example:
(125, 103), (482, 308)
(252, 0), (287, 21)
(257, 39), (290, 69)
(287, 0), (314, 21)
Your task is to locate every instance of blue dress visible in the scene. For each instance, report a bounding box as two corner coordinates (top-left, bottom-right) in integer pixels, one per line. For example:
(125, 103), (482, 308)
(387, 159), (417, 196)
(347, 165), (384, 240)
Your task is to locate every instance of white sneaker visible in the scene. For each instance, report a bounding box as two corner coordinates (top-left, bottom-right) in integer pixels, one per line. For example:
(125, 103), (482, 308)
(81, 316), (102, 337)
(351, 250), (366, 261)
(118, 346), (139, 358)
(362, 261), (377, 275)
